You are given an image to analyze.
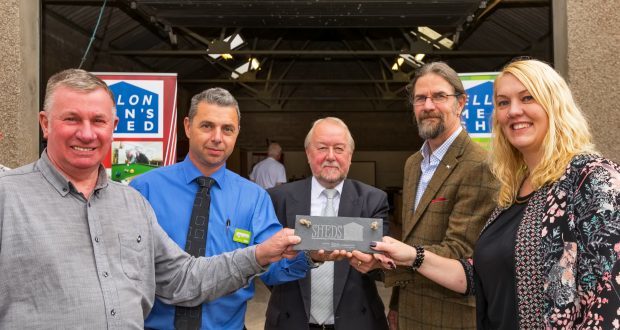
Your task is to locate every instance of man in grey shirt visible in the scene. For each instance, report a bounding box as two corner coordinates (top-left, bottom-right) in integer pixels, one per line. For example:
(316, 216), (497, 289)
(0, 69), (300, 329)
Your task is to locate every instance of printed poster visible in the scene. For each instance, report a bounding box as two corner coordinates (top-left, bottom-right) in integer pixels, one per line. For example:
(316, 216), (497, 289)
(94, 72), (178, 184)
(459, 72), (499, 150)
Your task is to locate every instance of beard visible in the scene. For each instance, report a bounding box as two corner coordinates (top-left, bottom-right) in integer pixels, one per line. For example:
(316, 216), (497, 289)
(415, 113), (445, 140)
(316, 161), (347, 188)
(317, 171), (346, 186)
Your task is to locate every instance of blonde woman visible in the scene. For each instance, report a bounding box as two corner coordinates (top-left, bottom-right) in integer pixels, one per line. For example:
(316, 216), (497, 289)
(362, 59), (620, 328)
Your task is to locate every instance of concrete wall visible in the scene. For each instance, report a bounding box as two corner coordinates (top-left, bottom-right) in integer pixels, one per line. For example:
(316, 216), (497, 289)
(565, 0), (619, 162)
(0, 1), (40, 168)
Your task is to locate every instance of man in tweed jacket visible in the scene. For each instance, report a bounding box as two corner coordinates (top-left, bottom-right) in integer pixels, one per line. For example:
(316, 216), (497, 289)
(384, 62), (497, 329)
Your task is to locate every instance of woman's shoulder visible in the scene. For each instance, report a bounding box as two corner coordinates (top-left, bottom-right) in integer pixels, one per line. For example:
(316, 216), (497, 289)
(563, 153), (619, 181)
(558, 154), (620, 215)
(569, 153), (618, 170)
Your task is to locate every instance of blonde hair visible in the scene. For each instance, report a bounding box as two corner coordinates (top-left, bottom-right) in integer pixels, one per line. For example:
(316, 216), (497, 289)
(491, 59), (597, 207)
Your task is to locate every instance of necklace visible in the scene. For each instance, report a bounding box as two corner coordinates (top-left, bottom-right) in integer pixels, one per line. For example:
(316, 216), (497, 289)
(515, 191), (534, 204)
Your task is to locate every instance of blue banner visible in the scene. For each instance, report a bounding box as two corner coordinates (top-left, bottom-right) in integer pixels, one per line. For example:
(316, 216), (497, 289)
(109, 81), (160, 135)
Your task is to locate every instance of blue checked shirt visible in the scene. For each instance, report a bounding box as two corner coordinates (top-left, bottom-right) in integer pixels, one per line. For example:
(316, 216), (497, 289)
(414, 126), (463, 209)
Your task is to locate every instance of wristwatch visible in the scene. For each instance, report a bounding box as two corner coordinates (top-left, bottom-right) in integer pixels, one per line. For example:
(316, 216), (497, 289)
(303, 251), (324, 268)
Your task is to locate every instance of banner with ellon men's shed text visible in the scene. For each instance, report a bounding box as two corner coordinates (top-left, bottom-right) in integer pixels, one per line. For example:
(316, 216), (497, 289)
(94, 72), (178, 184)
(459, 72), (498, 151)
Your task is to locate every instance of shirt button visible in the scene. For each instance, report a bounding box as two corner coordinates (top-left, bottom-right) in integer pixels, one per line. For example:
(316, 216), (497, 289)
(95, 237), (99, 243)
(88, 202), (91, 207)
(62, 187), (68, 192)
(103, 271), (109, 277)
(110, 309), (116, 316)
(137, 235), (142, 243)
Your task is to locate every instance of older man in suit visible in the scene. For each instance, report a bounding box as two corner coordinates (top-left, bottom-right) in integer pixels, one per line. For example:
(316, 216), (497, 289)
(381, 62), (498, 329)
(263, 117), (389, 330)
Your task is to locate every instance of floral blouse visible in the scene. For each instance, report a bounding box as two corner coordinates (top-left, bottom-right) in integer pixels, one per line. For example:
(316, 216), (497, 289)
(461, 154), (620, 329)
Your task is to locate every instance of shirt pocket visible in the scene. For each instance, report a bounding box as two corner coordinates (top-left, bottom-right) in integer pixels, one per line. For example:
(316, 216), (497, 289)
(118, 233), (146, 281)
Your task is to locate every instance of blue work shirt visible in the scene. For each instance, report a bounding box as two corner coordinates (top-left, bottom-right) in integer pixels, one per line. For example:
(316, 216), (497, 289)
(130, 155), (308, 330)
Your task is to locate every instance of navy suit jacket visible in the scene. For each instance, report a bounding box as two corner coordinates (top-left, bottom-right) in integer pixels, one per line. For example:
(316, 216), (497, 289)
(265, 177), (389, 330)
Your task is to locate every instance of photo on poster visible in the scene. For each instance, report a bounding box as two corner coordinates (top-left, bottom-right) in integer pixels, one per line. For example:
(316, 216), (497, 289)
(111, 141), (163, 184)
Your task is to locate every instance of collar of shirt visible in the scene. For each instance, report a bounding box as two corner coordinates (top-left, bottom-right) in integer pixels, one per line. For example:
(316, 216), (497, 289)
(37, 149), (109, 197)
(180, 154), (225, 191)
(420, 126), (463, 165)
(310, 176), (344, 199)
(310, 176), (344, 216)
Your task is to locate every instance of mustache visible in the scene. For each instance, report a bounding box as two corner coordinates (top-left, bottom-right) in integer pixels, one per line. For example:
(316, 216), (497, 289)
(321, 161), (340, 168)
(418, 113), (443, 120)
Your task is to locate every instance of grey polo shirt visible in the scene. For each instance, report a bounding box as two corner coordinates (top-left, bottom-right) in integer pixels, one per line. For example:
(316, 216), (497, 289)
(0, 152), (264, 329)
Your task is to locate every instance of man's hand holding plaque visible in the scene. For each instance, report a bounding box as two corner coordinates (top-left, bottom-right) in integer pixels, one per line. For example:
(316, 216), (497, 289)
(308, 249), (351, 263)
(348, 250), (384, 273)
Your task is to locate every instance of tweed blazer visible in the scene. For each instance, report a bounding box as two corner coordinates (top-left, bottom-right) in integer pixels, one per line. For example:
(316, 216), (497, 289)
(385, 130), (498, 329)
(265, 177), (389, 330)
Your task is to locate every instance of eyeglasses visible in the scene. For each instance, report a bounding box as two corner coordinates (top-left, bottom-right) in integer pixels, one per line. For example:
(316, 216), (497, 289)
(412, 93), (461, 106)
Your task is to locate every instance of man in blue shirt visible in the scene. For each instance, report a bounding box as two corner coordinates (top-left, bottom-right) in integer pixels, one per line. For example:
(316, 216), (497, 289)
(130, 88), (311, 330)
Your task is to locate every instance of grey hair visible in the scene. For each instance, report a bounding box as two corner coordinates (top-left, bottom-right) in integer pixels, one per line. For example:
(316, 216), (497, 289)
(267, 142), (282, 158)
(188, 87), (240, 123)
(43, 69), (115, 113)
(408, 61), (466, 103)
(304, 117), (355, 151)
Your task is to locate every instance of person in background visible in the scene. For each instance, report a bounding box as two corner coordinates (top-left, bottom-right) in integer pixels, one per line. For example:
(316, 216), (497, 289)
(381, 61), (497, 329)
(250, 142), (287, 189)
(0, 70), (301, 329)
(264, 117), (390, 330)
(366, 59), (620, 329)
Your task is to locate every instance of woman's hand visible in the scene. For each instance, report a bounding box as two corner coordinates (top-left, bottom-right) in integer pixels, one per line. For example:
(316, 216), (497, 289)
(370, 236), (417, 267)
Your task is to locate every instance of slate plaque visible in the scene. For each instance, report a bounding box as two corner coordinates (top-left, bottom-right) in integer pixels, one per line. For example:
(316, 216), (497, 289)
(293, 215), (383, 253)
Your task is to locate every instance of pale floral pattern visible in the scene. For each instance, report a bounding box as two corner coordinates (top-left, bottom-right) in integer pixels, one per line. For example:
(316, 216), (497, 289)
(461, 155), (620, 328)
(542, 156), (620, 329)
